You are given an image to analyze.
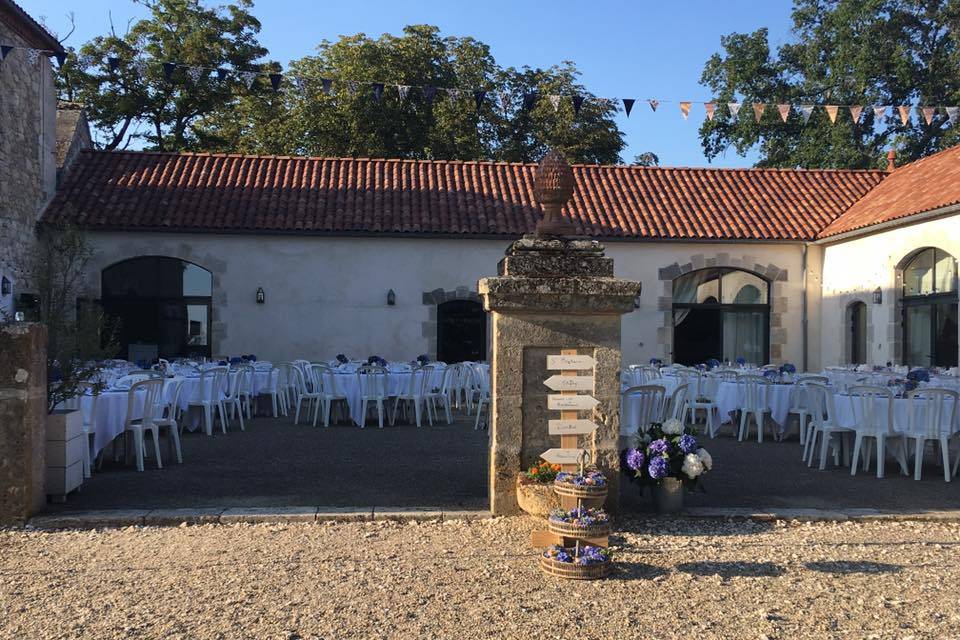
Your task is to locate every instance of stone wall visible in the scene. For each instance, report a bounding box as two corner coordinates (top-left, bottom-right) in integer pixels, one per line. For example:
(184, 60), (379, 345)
(0, 18), (58, 308)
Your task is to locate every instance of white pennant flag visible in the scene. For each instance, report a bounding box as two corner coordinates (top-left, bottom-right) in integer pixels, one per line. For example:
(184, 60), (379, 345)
(946, 106), (959, 125)
(25, 48), (40, 65)
(447, 88), (461, 106)
(397, 85), (410, 100)
(799, 105), (814, 123)
(241, 71), (257, 89)
(873, 105), (889, 121)
(727, 102), (742, 118)
(548, 95), (561, 112)
(187, 66), (206, 84)
(499, 91), (511, 112)
(133, 59), (149, 78)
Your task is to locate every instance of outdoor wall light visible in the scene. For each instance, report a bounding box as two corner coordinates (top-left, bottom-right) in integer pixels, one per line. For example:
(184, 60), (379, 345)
(255, 287), (265, 304)
(387, 289), (396, 306)
(1, 276), (9, 296)
(872, 287), (883, 304)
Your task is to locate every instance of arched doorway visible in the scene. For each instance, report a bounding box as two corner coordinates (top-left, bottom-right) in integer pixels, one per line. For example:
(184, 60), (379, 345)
(101, 256), (213, 362)
(847, 301), (867, 364)
(437, 299), (486, 363)
(672, 268), (770, 365)
(900, 247), (958, 367)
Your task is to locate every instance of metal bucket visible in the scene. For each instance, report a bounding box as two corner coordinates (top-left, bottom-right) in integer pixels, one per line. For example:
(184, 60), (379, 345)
(652, 477), (684, 514)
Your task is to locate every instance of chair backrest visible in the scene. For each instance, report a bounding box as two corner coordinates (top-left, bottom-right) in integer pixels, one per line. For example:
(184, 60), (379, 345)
(127, 378), (164, 425)
(357, 365), (387, 399)
(797, 374), (828, 384)
(227, 365), (251, 399)
(129, 369), (162, 378)
(291, 365), (311, 395)
(907, 387), (959, 438)
(416, 364), (437, 396)
(198, 367), (229, 402)
(716, 369), (738, 382)
(163, 378), (184, 420)
(665, 382), (690, 423)
(848, 385), (894, 435)
(737, 374), (770, 411)
(622, 384), (666, 432)
(639, 365), (662, 382)
(803, 382), (839, 428)
(472, 365), (491, 396)
(275, 362), (295, 389)
(698, 373), (722, 401)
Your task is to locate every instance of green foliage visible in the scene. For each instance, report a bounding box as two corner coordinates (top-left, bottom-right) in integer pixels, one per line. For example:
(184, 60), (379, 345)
(699, 0), (960, 168)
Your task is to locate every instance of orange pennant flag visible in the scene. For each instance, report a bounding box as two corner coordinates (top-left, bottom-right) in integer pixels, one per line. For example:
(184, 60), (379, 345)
(825, 105), (839, 123)
(679, 101), (692, 119)
(752, 103), (765, 122)
(921, 106), (936, 125)
(777, 104), (790, 122)
(704, 102), (716, 121)
(898, 105), (911, 125)
(849, 105), (863, 123)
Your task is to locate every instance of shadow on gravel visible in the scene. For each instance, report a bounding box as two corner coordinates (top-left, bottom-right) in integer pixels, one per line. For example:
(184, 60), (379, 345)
(804, 561), (902, 575)
(676, 561), (786, 579)
(613, 562), (670, 581)
(617, 517), (774, 538)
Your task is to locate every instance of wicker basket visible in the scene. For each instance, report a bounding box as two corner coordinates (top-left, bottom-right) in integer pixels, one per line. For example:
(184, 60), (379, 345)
(539, 554), (612, 580)
(547, 519), (611, 539)
(553, 481), (608, 501)
(516, 479), (560, 517)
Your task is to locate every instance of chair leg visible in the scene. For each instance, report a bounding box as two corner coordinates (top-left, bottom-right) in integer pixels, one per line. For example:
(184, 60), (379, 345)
(818, 431), (831, 470)
(875, 435), (885, 479)
(850, 433), (863, 476)
(218, 402), (228, 434)
(914, 438), (924, 481)
(360, 399), (368, 428)
(940, 436), (951, 482)
(390, 398), (400, 426)
(756, 412), (763, 443)
(378, 399), (384, 429)
(150, 428), (163, 469)
(738, 410), (748, 442)
(236, 400), (245, 431)
(133, 430), (144, 472)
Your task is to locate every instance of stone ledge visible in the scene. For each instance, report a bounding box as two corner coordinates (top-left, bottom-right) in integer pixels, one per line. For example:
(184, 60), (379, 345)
(372, 507), (443, 522)
(441, 510), (492, 521)
(681, 507), (960, 523)
(143, 508), (224, 526)
(219, 506), (319, 523)
(316, 507), (374, 522)
(28, 509), (150, 529)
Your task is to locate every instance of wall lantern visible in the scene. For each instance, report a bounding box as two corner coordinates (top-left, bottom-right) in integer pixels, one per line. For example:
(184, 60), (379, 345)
(387, 289), (396, 306)
(872, 287), (882, 305)
(1, 276), (9, 296)
(255, 287), (265, 304)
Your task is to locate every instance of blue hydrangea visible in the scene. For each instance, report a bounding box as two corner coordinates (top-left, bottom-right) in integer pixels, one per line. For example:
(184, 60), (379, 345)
(648, 456), (670, 480)
(625, 448), (645, 471)
(736, 357), (746, 365)
(679, 434), (698, 455)
(648, 438), (671, 456)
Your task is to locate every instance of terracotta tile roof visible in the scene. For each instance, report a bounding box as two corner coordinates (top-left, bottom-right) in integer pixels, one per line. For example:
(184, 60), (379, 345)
(43, 150), (887, 241)
(0, 0), (65, 53)
(818, 145), (960, 239)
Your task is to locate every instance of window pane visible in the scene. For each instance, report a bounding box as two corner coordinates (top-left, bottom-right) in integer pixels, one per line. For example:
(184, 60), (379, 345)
(722, 310), (766, 365)
(673, 269), (720, 304)
(904, 305), (932, 366)
(934, 302), (958, 367)
(934, 250), (957, 294)
(721, 270), (768, 304)
(186, 304), (209, 347)
(183, 263), (212, 296)
(904, 249), (935, 296)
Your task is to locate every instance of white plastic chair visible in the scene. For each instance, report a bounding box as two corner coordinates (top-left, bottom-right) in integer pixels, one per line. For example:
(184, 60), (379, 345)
(154, 378), (184, 464)
(357, 365), (387, 428)
(222, 366), (248, 431)
(788, 376), (828, 446)
(847, 385), (908, 478)
(291, 366), (320, 425)
(427, 366), (456, 425)
(639, 365), (662, 384)
(265, 364), (289, 417)
(904, 388), (958, 482)
(804, 383), (854, 469)
(123, 378), (164, 471)
(473, 366), (491, 430)
(310, 364), (348, 427)
(391, 366), (431, 427)
(188, 367), (228, 436)
(736, 375), (774, 443)
(622, 385), (666, 433)
(664, 382), (690, 425)
(687, 373), (721, 437)
(236, 364), (256, 419)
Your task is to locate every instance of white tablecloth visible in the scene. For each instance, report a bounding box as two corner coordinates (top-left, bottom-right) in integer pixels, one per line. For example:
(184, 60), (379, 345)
(620, 377), (680, 435)
(715, 381), (794, 430)
(80, 383), (180, 456)
(831, 393), (959, 435)
(329, 368), (446, 425)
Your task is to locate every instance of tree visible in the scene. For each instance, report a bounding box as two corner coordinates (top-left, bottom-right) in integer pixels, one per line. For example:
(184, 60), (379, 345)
(195, 25), (625, 164)
(57, 0), (269, 151)
(699, 0), (960, 169)
(632, 152), (660, 167)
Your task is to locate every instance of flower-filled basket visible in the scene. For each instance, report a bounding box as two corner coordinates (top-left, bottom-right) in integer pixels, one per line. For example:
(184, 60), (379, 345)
(552, 470), (608, 501)
(539, 545), (612, 580)
(547, 507), (610, 539)
(516, 461), (561, 517)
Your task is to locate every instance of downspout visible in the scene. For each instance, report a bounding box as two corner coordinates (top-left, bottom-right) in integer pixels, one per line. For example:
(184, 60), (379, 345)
(801, 243), (809, 372)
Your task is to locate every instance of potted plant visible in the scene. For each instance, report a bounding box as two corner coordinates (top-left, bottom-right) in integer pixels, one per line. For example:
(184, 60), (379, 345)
(621, 418), (713, 514)
(540, 544), (612, 580)
(516, 461), (561, 516)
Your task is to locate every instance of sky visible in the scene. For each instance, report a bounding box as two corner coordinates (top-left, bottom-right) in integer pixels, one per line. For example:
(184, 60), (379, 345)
(23, 0), (798, 167)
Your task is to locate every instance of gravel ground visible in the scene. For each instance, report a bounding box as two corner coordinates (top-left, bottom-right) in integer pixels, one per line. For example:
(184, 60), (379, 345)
(3, 517), (960, 639)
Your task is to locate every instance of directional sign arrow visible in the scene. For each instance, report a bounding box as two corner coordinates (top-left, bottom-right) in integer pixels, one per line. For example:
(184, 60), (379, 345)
(547, 394), (599, 411)
(546, 355), (597, 370)
(548, 419), (600, 435)
(540, 448), (588, 465)
(543, 375), (593, 391)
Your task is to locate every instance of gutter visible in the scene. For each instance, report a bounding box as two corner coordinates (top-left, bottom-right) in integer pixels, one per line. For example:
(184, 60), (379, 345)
(815, 202), (960, 244)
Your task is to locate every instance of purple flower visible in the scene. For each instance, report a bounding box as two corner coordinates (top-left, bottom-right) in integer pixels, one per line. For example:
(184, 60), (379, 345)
(679, 434), (698, 455)
(648, 456), (669, 480)
(648, 438), (671, 456)
(625, 448), (645, 471)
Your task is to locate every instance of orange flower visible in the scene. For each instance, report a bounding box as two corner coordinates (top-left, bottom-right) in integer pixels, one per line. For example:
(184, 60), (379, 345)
(552, 464), (561, 471)
(528, 466), (537, 475)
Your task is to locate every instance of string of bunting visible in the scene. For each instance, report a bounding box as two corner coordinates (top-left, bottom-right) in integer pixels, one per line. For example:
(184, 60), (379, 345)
(3, 43), (958, 127)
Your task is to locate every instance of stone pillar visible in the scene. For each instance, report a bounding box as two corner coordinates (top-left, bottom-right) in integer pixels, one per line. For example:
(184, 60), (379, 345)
(479, 163), (641, 515)
(0, 323), (47, 524)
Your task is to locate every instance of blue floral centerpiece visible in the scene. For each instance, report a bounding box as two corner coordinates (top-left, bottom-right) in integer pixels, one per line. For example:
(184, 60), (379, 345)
(649, 357), (663, 367)
(906, 368), (930, 383)
(779, 362), (796, 375)
(553, 470), (607, 502)
(705, 358), (720, 370)
(416, 354), (430, 365)
(336, 354), (349, 365)
(735, 357), (747, 366)
(366, 355), (388, 367)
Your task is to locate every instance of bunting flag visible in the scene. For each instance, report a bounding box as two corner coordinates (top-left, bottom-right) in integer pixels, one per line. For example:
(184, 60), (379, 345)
(397, 85), (410, 101)
(849, 105), (863, 123)
(108, 56), (121, 73)
(571, 95), (584, 116)
(162, 62), (177, 80)
(825, 105), (839, 123)
(873, 105), (888, 121)
(320, 78), (332, 95)
(647, 99), (659, 112)
(422, 86), (437, 104)
(447, 88), (461, 106)
(704, 102), (716, 121)
(777, 104), (791, 122)
(25, 48), (39, 65)
(268, 73), (282, 92)
(548, 94), (561, 112)
(522, 92), (538, 110)
(372, 82), (384, 102)
(752, 103), (765, 122)
(498, 91), (511, 112)
(799, 105), (814, 123)
(0, 45), (13, 61)
(216, 67), (229, 82)
(921, 106), (936, 125)
(473, 90), (486, 110)
(679, 101), (691, 119)
(727, 102), (741, 118)
(622, 98), (635, 117)
(188, 66), (206, 84)
(240, 71), (257, 89)
(947, 106), (959, 125)
(897, 105), (911, 125)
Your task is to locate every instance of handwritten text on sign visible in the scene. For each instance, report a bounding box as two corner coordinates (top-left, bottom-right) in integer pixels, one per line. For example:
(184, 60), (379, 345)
(540, 448), (588, 465)
(548, 419), (600, 435)
(546, 355), (597, 371)
(543, 375), (594, 391)
(547, 394), (599, 411)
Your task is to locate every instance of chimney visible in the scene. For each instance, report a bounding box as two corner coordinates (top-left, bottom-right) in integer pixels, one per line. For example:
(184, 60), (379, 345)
(886, 149), (896, 172)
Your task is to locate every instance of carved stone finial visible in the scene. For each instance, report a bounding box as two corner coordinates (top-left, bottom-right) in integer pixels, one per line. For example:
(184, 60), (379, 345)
(533, 149), (577, 236)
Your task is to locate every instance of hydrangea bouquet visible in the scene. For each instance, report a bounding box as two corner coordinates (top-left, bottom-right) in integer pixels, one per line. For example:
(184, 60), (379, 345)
(621, 418), (713, 489)
(555, 470), (606, 488)
(906, 368), (930, 383)
(543, 544), (610, 566)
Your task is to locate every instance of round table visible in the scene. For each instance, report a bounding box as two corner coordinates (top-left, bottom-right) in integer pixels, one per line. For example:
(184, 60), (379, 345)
(620, 376), (680, 435)
(714, 381), (794, 432)
(327, 367), (447, 425)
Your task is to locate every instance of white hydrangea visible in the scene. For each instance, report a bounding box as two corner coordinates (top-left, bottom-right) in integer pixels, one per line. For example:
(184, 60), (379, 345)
(682, 453), (704, 479)
(696, 448), (713, 471)
(661, 418), (683, 435)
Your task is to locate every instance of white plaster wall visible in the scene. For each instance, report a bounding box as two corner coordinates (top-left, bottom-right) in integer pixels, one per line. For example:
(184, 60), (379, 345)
(84, 232), (807, 366)
(819, 214), (960, 367)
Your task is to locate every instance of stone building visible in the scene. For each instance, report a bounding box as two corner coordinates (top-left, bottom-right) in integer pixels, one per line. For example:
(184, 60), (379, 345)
(0, 0), (63, 316)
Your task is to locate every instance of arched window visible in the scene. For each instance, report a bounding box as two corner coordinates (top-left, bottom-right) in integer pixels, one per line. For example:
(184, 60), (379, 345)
(847, 301), (867, 365)
(102, 257), (213, 361)
(437, 299), (487, 363)
(901, 248), (958, 367)
(672, 268), (770, 365)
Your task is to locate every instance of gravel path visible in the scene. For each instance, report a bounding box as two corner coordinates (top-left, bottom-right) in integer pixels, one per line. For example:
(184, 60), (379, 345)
(3, 517), (960, 639)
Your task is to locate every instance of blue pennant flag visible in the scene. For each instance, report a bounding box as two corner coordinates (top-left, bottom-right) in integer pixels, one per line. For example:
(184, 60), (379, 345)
(216, 67), (229, 81)
(0, 45), (13, 61)
(162, 62), (177, 80)
(522, 92), (539, 110)
(269, 73), (282, 92)
(473, 90), (486, 110)
(372, 82), (384, 102)
(622, 98), (635, 117)
(108, 57), (121, 72)
(571, 95), (585, 116)
(422, 86), (437, 104)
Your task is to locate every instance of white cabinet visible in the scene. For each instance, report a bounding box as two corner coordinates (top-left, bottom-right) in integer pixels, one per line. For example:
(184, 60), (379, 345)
(45, 410), (84, 502)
